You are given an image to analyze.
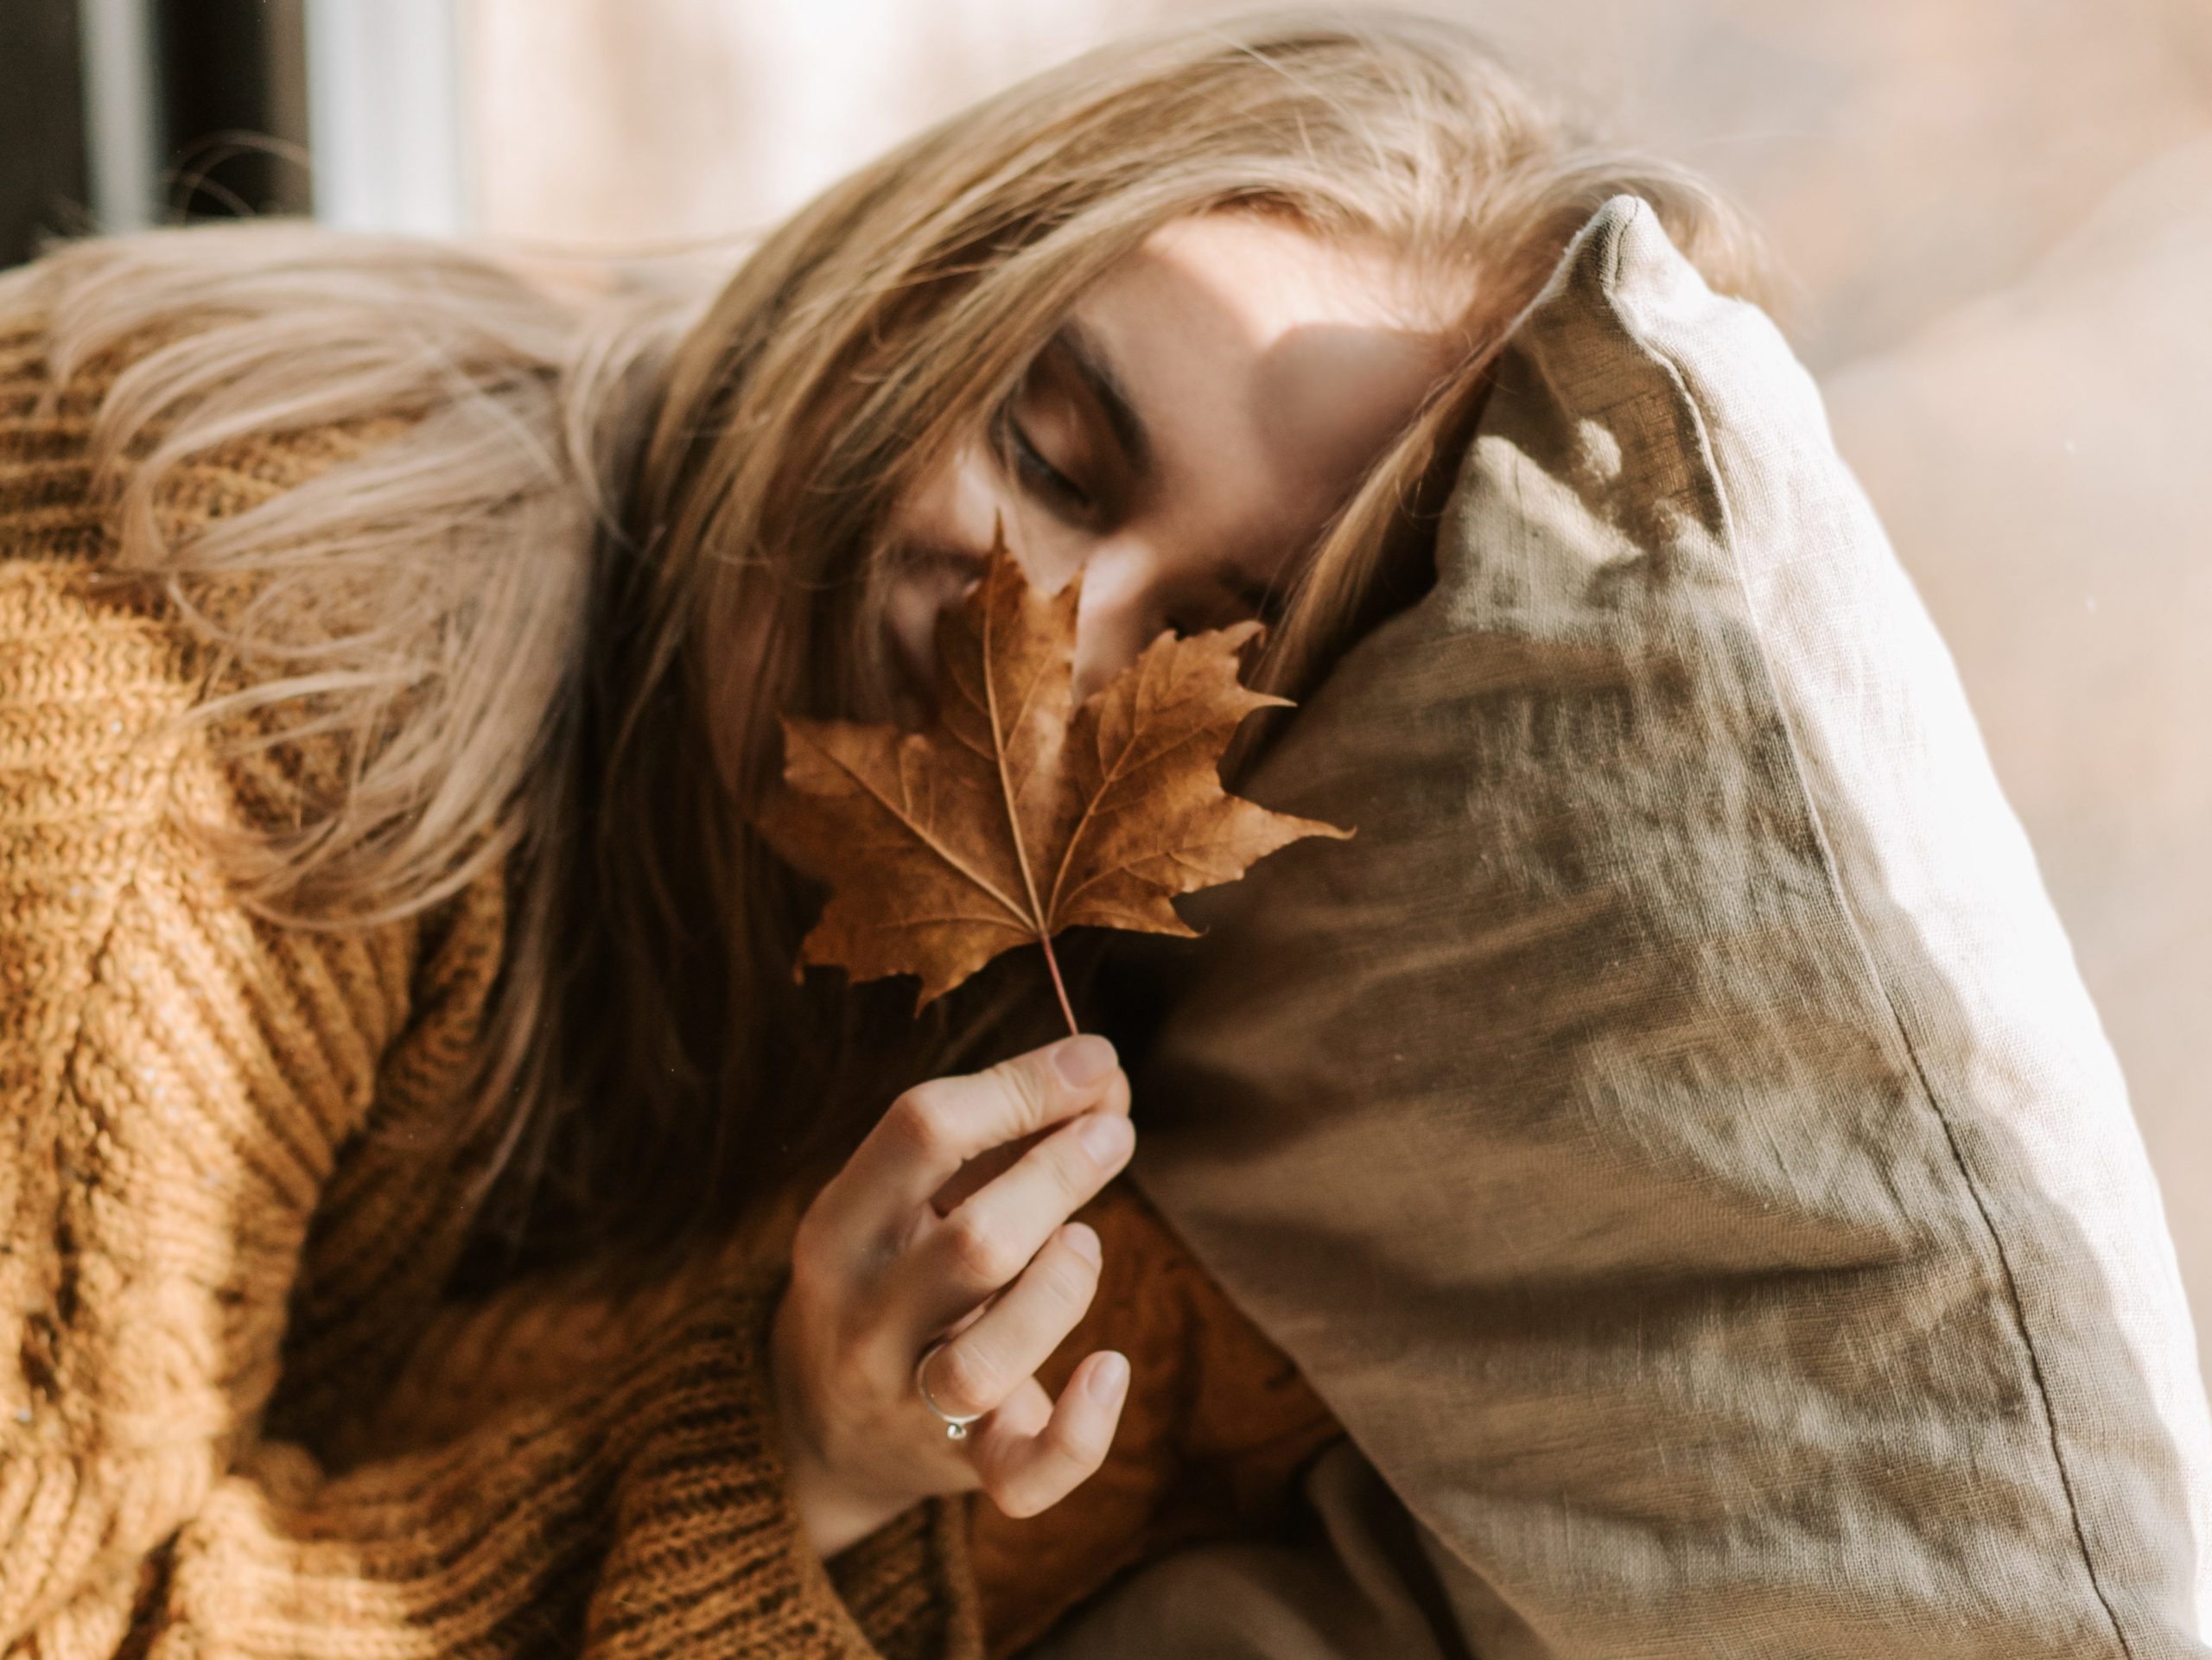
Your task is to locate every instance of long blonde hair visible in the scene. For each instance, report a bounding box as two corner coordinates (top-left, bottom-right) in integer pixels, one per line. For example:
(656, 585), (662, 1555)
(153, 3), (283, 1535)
(5, 10), (1770, 1283)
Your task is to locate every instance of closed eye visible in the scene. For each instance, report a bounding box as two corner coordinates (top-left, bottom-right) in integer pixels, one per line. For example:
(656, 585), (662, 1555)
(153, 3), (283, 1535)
(993, 403), (1093, 517)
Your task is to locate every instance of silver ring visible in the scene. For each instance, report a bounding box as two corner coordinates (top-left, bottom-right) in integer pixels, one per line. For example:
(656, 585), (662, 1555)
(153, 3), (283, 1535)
(913, 1337), (985, 1441)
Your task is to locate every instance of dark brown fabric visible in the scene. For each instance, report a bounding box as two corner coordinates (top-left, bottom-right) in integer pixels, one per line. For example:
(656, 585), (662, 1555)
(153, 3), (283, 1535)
(969, 1181), (1343, 1659)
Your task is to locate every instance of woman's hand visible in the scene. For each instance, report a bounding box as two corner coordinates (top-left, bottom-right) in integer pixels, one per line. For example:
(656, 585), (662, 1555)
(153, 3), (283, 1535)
(767, 1033), (1136, 1557)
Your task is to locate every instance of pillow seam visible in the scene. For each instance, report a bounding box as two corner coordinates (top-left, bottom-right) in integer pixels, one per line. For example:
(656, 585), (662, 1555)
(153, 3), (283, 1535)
(1605, 249), (2140, 1659)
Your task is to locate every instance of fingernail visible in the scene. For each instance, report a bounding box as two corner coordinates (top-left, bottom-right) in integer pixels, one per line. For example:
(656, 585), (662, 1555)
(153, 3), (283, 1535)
(1064, 1222), (1101, 1263)
(1054, 1034), (1117, 1087)
(1088, 1352), (1129, 1402)
(1078, 1112), (1131, 1163)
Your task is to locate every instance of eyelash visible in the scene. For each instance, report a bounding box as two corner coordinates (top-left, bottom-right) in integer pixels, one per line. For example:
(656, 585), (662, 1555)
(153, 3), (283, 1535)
(988, 400), (1285, 634)
(992, 403), (1092, 515)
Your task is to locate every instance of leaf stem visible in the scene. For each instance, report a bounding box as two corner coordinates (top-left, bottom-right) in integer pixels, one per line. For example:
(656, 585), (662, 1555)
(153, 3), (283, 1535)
(1039, 932), (1079, 1036)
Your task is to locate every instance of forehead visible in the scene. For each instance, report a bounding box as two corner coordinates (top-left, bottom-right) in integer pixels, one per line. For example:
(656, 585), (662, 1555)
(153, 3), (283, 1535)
(1122, 212), (1448, 337)
(1068, 213), (1457, 559)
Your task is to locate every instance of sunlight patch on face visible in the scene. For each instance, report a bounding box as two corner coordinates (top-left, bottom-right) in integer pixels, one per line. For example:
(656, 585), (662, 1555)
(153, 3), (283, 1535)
(879, 210), (1461, 717)
(1077, 213), (1457, 563)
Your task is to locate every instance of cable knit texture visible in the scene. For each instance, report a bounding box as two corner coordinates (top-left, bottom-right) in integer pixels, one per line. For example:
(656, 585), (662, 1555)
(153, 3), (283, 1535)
(0, 317), (978, 1659)
(0, 314), (1341, 1660)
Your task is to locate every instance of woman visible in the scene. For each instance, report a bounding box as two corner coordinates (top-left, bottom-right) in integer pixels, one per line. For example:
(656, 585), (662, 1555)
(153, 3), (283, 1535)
(0, 11), (1764, 1657)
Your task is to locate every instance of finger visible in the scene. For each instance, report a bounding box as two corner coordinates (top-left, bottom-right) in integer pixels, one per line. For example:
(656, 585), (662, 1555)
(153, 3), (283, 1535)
(893, 1110), (1131, 1336)
(903, 1222), (1103, 1420)
(931, 1062), (1132, 1215)
(811, 1034), (1123, 1255)
(972, 1351), (1130, 1520)
(964, 1375), (1050, 1459)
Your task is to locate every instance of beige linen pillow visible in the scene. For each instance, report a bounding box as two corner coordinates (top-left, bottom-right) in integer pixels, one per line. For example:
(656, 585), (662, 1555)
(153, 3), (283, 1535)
(1115, 196), (2212, 1657)
(1821, 137), (2212, 1383)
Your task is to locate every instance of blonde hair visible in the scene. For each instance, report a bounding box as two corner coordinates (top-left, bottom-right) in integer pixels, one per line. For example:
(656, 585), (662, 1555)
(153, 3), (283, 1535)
(5, 10), (1770, 1283)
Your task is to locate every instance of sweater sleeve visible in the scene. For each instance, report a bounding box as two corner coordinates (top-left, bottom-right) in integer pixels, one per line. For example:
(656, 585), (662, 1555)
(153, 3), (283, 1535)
(0, 563), (983, 1659)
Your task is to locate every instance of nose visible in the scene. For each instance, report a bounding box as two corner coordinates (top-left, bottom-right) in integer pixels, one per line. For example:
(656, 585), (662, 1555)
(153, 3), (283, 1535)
(1065, 538), (1166, 705)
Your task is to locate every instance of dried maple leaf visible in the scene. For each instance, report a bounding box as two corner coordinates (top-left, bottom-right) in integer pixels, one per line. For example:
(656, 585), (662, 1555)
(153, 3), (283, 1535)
(755, 527), (1352, 1025)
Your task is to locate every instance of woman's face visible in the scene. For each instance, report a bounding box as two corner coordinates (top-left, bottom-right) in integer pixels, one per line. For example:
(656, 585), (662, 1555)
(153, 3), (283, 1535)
(880, 213), (1460, 716)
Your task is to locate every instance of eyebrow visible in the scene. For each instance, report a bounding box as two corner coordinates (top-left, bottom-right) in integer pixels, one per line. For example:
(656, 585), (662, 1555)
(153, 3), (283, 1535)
(1055, 319), (1151, 476)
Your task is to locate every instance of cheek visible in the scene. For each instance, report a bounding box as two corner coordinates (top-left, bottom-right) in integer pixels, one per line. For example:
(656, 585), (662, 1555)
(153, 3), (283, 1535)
(1254, 331), (1455, 518)
(877, 448), (1003, 719)
(891, 436), (1087, 597)
(891, 440), (1007, 555)
(882, 559), (967, 681)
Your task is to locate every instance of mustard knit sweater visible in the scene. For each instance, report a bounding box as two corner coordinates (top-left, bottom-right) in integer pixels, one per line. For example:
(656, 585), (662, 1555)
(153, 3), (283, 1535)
(0, 315), (1340, 1659)
(0, 312), (995, 1655)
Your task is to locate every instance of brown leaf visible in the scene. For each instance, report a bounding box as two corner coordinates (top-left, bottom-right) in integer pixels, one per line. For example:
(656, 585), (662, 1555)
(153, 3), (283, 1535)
(756, 527), (1352, 1016)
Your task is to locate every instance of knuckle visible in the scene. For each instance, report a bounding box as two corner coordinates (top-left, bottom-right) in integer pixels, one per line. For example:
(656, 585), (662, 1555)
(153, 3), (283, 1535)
(984, 1052), (1055, 1127)
(1038, 1238), (1101, 1308)
(887, 1083), (963, 1162)
(1047, 1134), (1107, 1205)
(940, 1212), (1023, 1287)
(929, 1342), (1001, 1417)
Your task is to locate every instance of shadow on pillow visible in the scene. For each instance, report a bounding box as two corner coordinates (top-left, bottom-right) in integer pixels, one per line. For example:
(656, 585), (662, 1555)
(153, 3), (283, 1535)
(1099, 195), (2212, 1659)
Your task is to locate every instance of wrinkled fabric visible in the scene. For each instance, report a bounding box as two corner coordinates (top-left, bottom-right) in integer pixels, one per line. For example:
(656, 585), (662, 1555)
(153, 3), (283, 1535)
(1087, 197), (2212, 1658)
(1025, 1441), (1467, 1660)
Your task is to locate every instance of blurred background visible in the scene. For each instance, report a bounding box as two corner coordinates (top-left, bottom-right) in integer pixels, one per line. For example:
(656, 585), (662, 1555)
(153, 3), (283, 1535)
(5, 0), (2208, 1382)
